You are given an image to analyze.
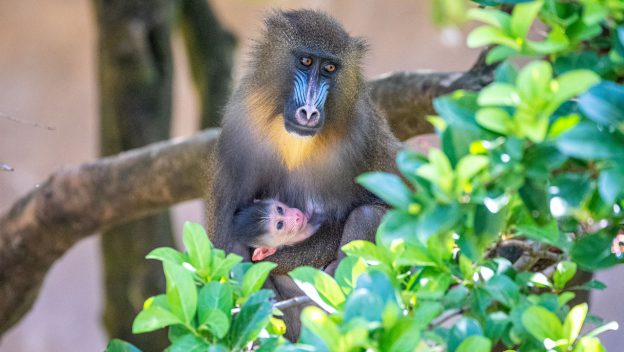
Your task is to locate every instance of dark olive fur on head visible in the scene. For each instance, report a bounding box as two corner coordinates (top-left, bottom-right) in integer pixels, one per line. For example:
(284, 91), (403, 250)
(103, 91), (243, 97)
(208, 9), (400, 276)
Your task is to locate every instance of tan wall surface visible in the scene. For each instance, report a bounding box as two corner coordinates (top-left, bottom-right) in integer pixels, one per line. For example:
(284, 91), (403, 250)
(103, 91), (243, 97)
(0, 0), (621, 350)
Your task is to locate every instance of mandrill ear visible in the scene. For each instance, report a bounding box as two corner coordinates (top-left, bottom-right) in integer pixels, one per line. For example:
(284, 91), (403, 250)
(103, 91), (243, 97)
(252, 247), (277, 262)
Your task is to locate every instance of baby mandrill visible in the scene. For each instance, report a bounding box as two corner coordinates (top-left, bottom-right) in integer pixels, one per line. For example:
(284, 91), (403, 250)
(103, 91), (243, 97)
(232, 199), (324, 261)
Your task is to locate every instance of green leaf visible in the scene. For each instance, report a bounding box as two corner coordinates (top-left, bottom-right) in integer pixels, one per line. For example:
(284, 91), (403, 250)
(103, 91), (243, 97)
(571, 232), (620, 270)
(168, 334), (209, 352)
(357, 172), (412, 209)
(230, 290), (274, 349)
(516, 60), (552, 103)
(395, 242), (436, 267)
(478, 83), (519, 106)
(198, 308), (229, 339)
(376, 210), (420, 247)
(494, 61), (518, 84)
(198, 282), (233, 322)
(342, 240), (390, 266)
(468, 8), (511, 30)
(578, 81), (624, 126)
(334, 256), (368, 295)
(106, 339), (141, 352)
(456, 155), (489, 189)
(563, 303), (587, 345)
(300, 306), (341, 351)
(553, 261), (577, 290)
(556, 121), (624, 160)
(522, 306), (563, 343)
(448, 318), (484, 352)
(379, 318), (422, 352)
(132, 305), (182, 334)
(414, 268), (452, 300)
(164, 262), (197, 324)
(485, 275), (519, 308)
(146, 247), (185, 265)
(511, 0), (543, 38)
(242, 261), (277, 298)
(467, 26), (520, 50)
(211, 253), (243, 280)
(456, 335), (492, 352)
(289, 266), (346, 311)
(476, 108), (513, 134)
(572, 337), (606, 352)
(598, 165), (624, 204)
(183, 222), (212, 273)
(549, 70), (600, 113)
(548, 114), (580, 139)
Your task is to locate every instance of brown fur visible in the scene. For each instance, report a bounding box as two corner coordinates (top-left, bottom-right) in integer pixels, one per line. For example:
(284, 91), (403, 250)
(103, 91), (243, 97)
(206, 9), (400, 274)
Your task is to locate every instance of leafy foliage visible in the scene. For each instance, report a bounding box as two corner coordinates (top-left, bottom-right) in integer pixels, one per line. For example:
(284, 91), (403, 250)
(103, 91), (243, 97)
(109, 0), (623, 351)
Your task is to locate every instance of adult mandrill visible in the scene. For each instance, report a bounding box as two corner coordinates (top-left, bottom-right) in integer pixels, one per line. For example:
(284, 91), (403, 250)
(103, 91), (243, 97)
(207, 9), (400, 275)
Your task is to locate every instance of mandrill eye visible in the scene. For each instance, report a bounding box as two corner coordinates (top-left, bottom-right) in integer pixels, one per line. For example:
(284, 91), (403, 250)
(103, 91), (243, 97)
(324, 63), (336, 73)
(276, 221), (284, 230)
(300, 56), (313, 67)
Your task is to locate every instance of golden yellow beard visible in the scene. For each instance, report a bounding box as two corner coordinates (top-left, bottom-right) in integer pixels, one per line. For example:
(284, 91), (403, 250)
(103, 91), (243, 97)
(246, 92), (330, 171)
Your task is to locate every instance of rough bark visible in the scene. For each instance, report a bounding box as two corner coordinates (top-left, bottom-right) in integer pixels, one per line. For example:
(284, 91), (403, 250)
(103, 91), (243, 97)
(178, 0), (236, 128)
(93, 1), (176, 348)
(0, 59), (493, 335)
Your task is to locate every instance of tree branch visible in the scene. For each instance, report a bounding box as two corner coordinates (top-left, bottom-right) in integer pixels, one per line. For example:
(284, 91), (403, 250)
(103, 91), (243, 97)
(0, 56), (494, 334)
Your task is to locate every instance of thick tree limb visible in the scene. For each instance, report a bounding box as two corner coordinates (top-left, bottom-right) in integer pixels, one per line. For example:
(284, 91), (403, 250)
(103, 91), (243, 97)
(0, 60), (494, 334)
(0, 130), (218, 333)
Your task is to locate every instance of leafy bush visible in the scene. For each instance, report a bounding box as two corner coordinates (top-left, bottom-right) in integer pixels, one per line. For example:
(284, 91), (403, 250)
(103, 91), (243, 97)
(108, 0), (623, 351)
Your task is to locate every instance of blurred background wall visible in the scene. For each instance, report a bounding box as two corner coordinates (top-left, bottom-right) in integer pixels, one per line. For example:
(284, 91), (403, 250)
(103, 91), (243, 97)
(0, 0), (621, 350)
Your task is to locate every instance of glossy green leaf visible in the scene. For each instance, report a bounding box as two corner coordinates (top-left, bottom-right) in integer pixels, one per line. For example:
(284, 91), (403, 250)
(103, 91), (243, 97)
(183, 222), (211, 273)
(563, 303), (587, 345)
(199, 308), (229, 339)
(342, 240), (390, 266)
(485, 275), (520, 308)
(478, 83), (519, 106)
(522, 306), (563, 342)
(516, 61), (552, 103)
(468, 8), (511, 30)
(448, 318), (484, 352)
(380, 318), (422, 352)
(511, 0), (543, 38)
(230, 290), (274, 349)
(598, 165), (624, 204)
(467, 26), (520, 49)
(289, 266), (345, 311)
(578, 81), (624, 126)
(553, 261), (577, 290)
(571, 232), (620, 270)
(300, 306), (341, 351)
(357, 172), (412, 209)
(168, 334), (209, 352)
(164, 262), (197, 324)
(557, 121), (624, 160)
(456, 335), (492, 352)
(242, 261), (277, 298)
(106, 339), (141, 352)
(146, 247), (185, 266)
(198, 282), (233, 322)
(132, 305), (181, 334)
(476, 107), (513, 134)
(334, 256), (367, 295)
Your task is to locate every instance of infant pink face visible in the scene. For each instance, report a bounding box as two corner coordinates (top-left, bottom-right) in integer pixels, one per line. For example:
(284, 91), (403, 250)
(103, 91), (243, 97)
(266, 200), (308, 244)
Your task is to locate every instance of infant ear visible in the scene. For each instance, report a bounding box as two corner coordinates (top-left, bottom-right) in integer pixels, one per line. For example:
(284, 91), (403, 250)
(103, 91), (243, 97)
(252, 247), (277, 261)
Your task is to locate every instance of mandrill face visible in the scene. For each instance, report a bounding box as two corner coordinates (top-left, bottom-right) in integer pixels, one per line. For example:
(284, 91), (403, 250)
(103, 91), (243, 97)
(283, 50), (339, 137)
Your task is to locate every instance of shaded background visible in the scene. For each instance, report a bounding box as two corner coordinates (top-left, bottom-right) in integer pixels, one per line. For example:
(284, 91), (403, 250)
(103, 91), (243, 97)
(0, 0), (621, 350)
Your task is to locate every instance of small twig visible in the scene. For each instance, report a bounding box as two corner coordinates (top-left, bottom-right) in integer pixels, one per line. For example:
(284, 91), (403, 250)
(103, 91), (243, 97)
(430, 308), (464, 328)
(0, 163), (13, 172)
(0, 113), (56, 131)
(274, 295), (312, 310)
(231, 295), (312, 315)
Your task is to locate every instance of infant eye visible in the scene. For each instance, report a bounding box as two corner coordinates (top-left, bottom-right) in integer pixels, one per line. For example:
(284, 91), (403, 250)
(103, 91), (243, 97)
(277, 206), (284, 215)
(276, 221), (284, 230)
(300, 56), (313, 67)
